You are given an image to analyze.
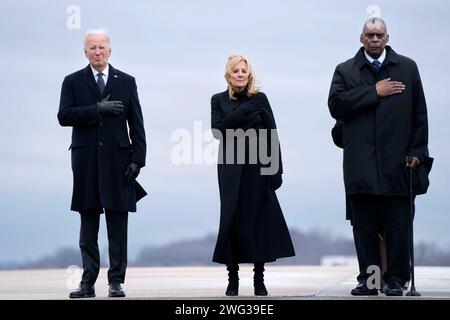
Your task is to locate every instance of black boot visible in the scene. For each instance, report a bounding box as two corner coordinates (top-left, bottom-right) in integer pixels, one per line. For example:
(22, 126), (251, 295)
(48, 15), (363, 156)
(253, 262), (268, 296)
(225, 264), (239, 296)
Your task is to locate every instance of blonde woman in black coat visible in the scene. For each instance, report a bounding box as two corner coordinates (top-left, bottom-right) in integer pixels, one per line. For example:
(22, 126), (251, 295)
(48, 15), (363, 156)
(211, 54), (295, 296)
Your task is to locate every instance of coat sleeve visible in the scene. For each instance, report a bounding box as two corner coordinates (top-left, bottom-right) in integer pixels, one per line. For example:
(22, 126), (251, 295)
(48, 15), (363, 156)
(407, 63), (429, 161)
(210, 94), (247, 139)
(331, 119), (344, 149)
(57, 76), (101, 127)
(328, 66), (380, 119)
(259, 93), (283, 175)
(128, 77), (147, 167)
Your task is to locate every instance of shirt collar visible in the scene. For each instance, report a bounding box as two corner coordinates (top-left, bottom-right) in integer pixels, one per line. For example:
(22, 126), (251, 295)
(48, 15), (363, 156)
(364, 49), (386, 65)
(90, 64), (109, 78)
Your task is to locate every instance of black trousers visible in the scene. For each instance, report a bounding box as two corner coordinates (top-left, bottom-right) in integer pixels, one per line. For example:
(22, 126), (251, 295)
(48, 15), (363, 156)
(349, 195), (410, 285)
(79, 209), (128, 286)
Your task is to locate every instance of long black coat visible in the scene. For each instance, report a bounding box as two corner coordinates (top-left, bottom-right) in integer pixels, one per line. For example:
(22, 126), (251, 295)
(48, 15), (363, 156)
(328, 46), (428, 196)
(211, 90), (295, 264)
(58, 64), (147, 212)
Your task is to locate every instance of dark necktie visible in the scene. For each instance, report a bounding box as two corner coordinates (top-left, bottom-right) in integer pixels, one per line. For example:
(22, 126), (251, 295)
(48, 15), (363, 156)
(97, 72), (105, 94)
(372, 60), (381, 72)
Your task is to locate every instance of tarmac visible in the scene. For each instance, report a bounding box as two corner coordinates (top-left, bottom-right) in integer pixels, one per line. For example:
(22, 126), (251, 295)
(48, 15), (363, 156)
(0, 265), (449, 300)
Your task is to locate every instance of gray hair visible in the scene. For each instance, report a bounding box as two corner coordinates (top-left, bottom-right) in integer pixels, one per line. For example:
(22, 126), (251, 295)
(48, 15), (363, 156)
(362, 17), (387, 33)
(84, 29), (111, 48)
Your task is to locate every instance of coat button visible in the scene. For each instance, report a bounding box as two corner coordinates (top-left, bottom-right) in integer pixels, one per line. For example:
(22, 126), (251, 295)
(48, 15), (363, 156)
(99, 142), (103, 147)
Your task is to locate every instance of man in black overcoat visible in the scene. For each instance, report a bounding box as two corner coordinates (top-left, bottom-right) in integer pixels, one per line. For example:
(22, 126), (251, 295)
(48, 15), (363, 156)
(58, 30), (147, 298)
(328, 18), (429, 296)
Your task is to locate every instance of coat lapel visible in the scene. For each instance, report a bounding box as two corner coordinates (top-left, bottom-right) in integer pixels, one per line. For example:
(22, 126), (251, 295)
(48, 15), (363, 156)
(355, 46), (398, 71)
(81, 65), (102, 99)
(81, 64), (120, 100)
(382, 46), (399, 68)
(355, 47), (372, 70)
(103, 64), (120, 98)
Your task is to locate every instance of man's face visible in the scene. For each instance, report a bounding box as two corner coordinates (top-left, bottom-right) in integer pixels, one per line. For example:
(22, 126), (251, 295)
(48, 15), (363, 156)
(84, 34), (111, 71)
(360, 21), (389, 59)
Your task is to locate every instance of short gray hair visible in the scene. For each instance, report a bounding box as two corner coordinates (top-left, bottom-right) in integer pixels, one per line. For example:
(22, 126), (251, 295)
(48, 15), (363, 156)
(362, 17), (387, 33)
(84, 29), (111, 48)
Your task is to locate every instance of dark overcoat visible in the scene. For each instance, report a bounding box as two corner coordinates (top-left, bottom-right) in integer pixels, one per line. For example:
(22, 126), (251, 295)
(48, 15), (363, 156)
(328, 46), (428, 196)
(58, 64), (147, 213)
(211, 90), (295, 264)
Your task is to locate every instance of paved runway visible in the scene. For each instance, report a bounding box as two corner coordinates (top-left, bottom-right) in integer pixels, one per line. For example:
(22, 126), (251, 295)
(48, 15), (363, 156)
(1, 266), (449, 299)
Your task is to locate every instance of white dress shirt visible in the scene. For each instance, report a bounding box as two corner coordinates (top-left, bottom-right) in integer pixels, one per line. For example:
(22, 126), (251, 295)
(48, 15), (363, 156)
(364, 49), (386, 65)
(90, 64), (109, 86)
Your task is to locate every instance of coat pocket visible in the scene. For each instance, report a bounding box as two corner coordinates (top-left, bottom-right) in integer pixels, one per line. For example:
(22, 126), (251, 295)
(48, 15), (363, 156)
(68, 142), (85, 150)
(405, 156), (433, 195)
(115, 139), (132, 167)
(117, 139), (131, 148)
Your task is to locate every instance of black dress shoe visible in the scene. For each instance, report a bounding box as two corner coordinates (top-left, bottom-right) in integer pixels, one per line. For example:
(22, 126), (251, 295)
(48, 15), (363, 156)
(385, 280), (403, 296)
(108, 282), (126, 298)
(69, 284), (95, 299)
(350, 281), (378, 296)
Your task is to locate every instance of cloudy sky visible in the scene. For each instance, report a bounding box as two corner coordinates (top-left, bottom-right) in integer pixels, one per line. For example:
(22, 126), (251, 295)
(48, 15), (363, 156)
(1, 0), (449, 263)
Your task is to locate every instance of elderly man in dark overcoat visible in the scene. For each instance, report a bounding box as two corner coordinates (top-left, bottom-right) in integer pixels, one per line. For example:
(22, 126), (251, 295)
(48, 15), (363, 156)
(328, 18), (428, 296)
(58, 30), (146, 298)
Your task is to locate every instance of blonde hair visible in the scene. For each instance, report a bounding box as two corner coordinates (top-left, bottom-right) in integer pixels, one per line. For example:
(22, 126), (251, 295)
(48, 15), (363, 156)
(225, 54), (259, 100)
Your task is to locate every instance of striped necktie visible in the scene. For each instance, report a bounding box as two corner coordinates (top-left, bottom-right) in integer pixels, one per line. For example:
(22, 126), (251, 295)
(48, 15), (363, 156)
(372, 60), (381, 72)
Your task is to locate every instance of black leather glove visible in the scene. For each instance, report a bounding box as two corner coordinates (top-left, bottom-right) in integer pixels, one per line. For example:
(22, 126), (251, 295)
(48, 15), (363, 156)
(240, 98), (265, 116)
(271, 173), (283, 190)
(125, 162), (140, 184)
(97, 94), (124, 116)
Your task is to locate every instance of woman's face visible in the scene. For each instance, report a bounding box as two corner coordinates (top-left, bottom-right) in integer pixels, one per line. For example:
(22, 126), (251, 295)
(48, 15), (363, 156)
(227, 60), (249, 91)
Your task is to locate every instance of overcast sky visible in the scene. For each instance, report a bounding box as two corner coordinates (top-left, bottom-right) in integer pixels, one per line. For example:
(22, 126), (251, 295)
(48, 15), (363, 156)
(1, 0), (449, 263)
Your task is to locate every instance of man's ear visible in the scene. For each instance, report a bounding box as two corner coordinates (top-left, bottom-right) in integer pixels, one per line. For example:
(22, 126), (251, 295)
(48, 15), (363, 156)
(386, 34), (389, 44)
(359, 34), (364, 45)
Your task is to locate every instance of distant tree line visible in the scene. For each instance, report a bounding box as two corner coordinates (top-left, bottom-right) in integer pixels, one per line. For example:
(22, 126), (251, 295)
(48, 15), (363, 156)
(2, 229), (450, 269)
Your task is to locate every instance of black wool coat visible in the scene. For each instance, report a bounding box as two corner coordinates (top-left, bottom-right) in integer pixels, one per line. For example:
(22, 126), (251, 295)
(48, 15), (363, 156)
(328, 46), (428, 196)
(58, 64), (147, 213)
(211, 90), (295, 264)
